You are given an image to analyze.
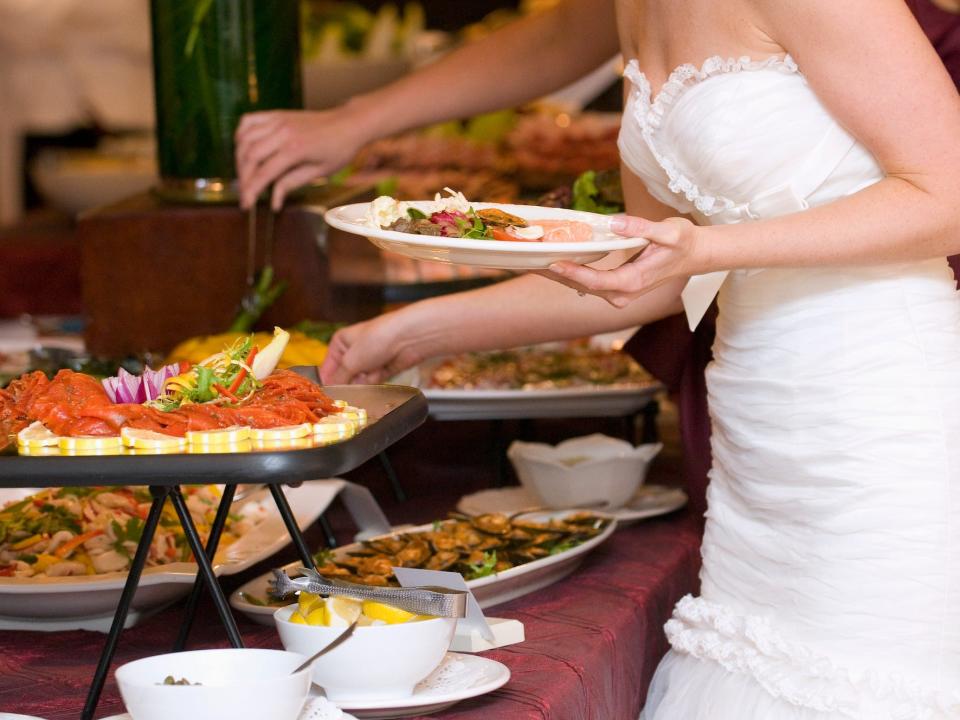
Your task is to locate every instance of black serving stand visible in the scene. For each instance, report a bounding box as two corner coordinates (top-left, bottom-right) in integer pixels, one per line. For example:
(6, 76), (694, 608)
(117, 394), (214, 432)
(0, 375), (427, 720)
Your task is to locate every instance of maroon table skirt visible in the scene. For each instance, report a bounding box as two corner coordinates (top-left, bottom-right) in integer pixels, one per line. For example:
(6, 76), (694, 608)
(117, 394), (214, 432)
(0, 511), (701, 720)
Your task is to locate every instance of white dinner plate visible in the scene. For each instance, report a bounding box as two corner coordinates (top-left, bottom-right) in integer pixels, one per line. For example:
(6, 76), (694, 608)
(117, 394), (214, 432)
(0, 482), (344, 632)
(457, 484), (688, 528)
(391, 332), (663, 422)
(321, 202), (648, 270)
(231, 510), (616, 623)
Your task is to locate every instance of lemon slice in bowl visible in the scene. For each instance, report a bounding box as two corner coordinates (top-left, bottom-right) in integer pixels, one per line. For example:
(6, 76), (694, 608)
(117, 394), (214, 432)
(17, 421), (60, 448)
(324, 596), (362, 627)
(185, 426), (251, 447)
(249, 423), (312, 442)
(58, 435), (123, 453)
(298, 591), (322, 615)
(121, 427), (187, 452)
(361, 600), (416, 625)
(304, 606), (329, 626)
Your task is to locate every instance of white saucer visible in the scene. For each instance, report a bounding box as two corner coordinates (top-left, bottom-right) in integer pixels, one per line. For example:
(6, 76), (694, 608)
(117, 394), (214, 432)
(336, 653), (510, 718)
(457, 484), (687, 527)
(103, 695), (357, 720)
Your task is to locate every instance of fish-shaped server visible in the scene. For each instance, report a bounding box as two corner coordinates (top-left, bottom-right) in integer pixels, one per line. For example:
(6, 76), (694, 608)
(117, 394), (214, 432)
(271, 568), (468, 618)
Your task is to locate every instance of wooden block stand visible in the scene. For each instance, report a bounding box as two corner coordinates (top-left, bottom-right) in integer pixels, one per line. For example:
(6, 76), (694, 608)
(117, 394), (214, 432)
(79, 187), (380, 357)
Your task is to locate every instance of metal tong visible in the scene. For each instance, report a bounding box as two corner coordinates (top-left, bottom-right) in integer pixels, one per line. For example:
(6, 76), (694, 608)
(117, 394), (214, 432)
(271, 567), (468, 619)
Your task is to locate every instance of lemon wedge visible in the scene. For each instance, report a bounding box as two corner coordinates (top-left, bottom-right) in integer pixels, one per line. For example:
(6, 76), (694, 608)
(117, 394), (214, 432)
(121, 427), (187, 452)
(323, 596), (362, 627)
(185, 426), (251, 446)
(361, 600), (416, 625)
(298, 591), (322, 615)
(58, 435), (123, 453)
(249, 423), (312, 442)
(304, 606), (329, 626)
(17, 421), (60, 448)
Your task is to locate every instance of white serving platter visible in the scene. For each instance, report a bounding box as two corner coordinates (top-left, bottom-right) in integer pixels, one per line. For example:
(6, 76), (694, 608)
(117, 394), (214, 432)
(230, 510), (617, 624)
(0, 482), (342, 632)
(322, 202), (648, 270)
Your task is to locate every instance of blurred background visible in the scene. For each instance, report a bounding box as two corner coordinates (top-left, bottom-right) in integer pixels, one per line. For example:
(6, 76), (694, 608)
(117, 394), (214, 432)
(0, 0), (623, 225)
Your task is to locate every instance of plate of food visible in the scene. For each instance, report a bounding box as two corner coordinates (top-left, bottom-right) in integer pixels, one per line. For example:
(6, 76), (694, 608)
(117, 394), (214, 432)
(321, 189), (648, 270)
(394, 335), (663, 420)
(230, 510), (616, 623)
(0, 481), (341, 631)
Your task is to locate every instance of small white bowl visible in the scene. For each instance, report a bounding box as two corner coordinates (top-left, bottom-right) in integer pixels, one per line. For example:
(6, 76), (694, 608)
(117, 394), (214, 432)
(115, 648), (311, 720)
(274, 604), (456, 702)
(508, 433), (662, 510)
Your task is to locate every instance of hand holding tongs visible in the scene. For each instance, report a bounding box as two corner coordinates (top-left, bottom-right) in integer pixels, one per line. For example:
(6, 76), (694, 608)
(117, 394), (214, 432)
(271, 567), (468, 619)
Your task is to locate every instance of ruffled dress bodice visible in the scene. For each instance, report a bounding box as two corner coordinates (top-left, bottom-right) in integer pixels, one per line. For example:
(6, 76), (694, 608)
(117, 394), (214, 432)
(624, 57), (960, 719)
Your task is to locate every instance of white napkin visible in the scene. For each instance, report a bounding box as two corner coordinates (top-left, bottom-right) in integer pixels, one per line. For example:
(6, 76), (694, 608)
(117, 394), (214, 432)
(680, 271), (728, 331)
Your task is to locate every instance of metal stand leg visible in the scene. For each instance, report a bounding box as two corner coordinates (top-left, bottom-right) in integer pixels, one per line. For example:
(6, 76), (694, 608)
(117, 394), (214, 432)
(82, 487), (168, 720)
(168, 486), (243, 649)
(378, 451), (406, 502)
(641, 400), (660, 444)
(490, 419), (505, 487)
(269, 484), (317, 571)
(173, 483), (237, 651)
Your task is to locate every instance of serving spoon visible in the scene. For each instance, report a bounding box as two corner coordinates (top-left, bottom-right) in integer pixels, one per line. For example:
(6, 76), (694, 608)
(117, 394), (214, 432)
(291, 618), (358, 675)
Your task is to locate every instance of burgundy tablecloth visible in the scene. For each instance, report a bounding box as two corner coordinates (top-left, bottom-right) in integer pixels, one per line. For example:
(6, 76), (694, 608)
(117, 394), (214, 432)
(0, 513), (701, 720)
(0, 415), (701, 720)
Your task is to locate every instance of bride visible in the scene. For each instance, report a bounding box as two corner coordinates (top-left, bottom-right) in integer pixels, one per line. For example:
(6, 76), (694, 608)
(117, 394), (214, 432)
(236, 1), (960, 716)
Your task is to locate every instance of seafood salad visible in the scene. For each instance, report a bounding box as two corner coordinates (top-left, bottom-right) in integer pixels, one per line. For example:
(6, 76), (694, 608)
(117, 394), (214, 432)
(0, 485), (264, 578)
(367, 188), (595, 243)
(0, 327), (364, 455)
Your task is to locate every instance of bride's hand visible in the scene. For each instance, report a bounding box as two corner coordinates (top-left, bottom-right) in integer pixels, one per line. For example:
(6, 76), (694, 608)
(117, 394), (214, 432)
(545, 215), (704, 308)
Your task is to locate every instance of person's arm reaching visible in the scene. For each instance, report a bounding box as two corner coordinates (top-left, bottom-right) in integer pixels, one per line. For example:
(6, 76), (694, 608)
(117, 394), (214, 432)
(236, 0), (619, 209)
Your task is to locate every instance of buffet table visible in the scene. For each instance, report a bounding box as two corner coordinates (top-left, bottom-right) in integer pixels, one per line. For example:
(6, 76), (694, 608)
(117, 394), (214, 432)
(0, 512), (701, 719)
(0, 415), (702, 720)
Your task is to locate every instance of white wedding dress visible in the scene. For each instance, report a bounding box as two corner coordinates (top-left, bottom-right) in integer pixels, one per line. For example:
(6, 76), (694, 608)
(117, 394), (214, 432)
(619, 55), (960, 719)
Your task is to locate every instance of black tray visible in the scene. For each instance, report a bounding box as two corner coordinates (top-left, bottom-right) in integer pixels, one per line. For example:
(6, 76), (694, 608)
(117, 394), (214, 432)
(0, 381), (427, 487)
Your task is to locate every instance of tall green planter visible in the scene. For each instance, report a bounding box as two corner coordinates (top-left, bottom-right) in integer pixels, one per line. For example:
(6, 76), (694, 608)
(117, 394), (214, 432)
(150, 0), (302, 202)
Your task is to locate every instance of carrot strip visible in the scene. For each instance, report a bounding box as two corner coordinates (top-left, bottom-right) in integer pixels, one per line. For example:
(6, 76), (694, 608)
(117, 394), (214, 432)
(212, 383), (240, 403)
(228, 346), (259, 394)
(55, 529), (104, 558)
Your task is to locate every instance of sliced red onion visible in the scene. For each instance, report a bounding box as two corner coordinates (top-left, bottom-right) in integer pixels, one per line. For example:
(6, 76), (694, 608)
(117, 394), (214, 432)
(102, 362), (184, 404)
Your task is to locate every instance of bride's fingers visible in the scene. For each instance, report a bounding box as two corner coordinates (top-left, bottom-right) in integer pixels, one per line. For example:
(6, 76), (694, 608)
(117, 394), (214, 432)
(548, 258), (648, 294)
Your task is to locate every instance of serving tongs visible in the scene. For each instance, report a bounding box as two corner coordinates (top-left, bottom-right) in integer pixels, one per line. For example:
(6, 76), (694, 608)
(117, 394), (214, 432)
(233, 197), (286, 332)
(271, 567), (468, 619)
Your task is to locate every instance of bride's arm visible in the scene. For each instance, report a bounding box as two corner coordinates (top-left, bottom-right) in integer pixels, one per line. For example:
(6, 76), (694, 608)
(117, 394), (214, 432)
(549, 0), (960, 305)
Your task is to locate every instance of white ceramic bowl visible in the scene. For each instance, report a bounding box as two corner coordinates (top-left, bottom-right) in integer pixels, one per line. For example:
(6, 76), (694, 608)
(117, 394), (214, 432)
(508, 433), (663, 510)
(115, 648), (311, 720)
(274, 604), (456, 702)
